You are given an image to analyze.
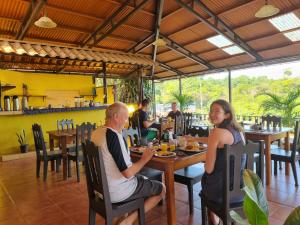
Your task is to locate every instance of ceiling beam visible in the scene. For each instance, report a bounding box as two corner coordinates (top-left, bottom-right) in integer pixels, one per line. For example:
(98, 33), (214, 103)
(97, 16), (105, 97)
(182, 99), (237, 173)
(16, 0), (47, 40)
(176, 0), (262, 61)
(81, 0), (131, 47)
(160, 34), (214, 69)
(127, 33), (155, 53)
(151, 0), (164, 77)
(157, 61), (184, 76)
(86, 0), (149, 48)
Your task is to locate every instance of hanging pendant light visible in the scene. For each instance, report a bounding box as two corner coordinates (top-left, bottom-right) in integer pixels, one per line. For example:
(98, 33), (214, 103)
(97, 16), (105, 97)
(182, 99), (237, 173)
(152, 38), (167, 47)
(34, 14), (57, 28)
(255, 0), (279, 18)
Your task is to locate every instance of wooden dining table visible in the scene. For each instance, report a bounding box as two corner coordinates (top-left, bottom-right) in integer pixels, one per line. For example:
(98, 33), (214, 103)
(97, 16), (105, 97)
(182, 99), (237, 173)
(131, 150), (206, 225)
(47, 129), (77, 180)
(244, 127), (293, 185)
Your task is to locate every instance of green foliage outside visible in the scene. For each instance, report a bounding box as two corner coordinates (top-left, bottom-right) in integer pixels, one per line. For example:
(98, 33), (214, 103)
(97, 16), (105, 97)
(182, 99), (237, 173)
(230, 169), (300, 225)
(256, 89), (300, 126)
(172, 92), (193, 112)
(155, 73), (300, 117)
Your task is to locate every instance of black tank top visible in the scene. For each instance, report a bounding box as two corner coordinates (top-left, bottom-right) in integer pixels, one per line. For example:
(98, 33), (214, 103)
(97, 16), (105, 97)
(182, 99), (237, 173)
(201, 126), (244, 203)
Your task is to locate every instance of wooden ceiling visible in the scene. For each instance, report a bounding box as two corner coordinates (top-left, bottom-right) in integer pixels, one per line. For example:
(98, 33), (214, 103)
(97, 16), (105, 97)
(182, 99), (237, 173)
(0, 0), (300, 79)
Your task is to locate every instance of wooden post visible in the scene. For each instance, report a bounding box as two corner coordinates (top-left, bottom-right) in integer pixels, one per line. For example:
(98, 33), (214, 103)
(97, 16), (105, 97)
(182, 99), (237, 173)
(103, 62), (107, 104)
(228, 68), (232, 103)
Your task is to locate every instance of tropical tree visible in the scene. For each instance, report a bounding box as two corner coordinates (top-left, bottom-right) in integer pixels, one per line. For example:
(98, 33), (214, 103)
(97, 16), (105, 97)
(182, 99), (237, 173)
(256, 89), (300, 127)
(172, 92), (193, 112)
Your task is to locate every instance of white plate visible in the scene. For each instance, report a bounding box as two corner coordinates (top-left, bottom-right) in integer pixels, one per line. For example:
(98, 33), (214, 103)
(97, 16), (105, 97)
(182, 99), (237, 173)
(179, 146), (207, 152)
(154, 151), (176, 158)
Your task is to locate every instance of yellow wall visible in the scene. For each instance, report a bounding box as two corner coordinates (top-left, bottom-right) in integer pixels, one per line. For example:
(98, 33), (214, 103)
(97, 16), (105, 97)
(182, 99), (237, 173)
(0, 70), (114, 155)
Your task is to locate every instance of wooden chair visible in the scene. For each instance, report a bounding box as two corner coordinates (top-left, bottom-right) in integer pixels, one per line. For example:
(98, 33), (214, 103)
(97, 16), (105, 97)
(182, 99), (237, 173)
(200, 141), (264, 225)
(32, 123), (62, 181)
(271, 120), (300, 186)
(122, 128), (163, 184)
(261, 115), (282, 131)
(67, 122), (96, 182)
(174, 125), (209, 214)
(174, 114), (184, 136)
(82, 141), (145, 225)
(183, 112), (193, 134)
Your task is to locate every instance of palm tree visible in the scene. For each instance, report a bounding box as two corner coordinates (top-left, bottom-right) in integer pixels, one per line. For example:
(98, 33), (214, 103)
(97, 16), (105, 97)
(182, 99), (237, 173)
(256, 89), (300, 127)
(172, 92), (193, 112)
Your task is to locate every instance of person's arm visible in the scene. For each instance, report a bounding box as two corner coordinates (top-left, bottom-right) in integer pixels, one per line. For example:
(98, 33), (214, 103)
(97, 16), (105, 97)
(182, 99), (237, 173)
(143, 119), (154, 128)
(106, 129), (154, 178)
(121, 148), (153, 178)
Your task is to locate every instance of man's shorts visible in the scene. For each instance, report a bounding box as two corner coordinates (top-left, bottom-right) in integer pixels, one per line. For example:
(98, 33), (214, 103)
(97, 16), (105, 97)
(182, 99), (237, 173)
(121, 175), (163, 202)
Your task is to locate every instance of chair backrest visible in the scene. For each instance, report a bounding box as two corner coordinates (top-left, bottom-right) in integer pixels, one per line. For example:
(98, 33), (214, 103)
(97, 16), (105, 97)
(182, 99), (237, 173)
(261, 115), (282, 130)
(82, 141), (112, 217)
(183, 112), (193, 134)
(76, 122), (96, 155)
(130, 111), (142, 139)
(223, 140), (264, 213)
(292, 121), (300, 158)
(32, 123), (47, 158)
(122, 127), (140, 147)
(174, 115), (184, 136)
(57, 119), (74, 131)
(186, 126), (209, 137)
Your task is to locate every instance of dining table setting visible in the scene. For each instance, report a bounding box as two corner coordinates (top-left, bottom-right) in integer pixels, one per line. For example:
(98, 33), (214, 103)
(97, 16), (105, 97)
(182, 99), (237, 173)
(130, 140), (207, 225)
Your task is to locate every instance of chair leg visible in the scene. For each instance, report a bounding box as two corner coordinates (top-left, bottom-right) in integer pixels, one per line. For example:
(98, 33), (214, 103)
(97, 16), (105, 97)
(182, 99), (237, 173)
(55, 159), (60, 173)
(36, 160), (41, 178)
(138, 204), (146, 225)
(43, 161), (48, 181)
(76, 160), (80, 182)
(187, 183), (194, 214)
(279, 161), (282, 170)
(201, 198), (208, 225)
(291, 162), (299, 186)
(274, 160), (277, 175)
(88, 207), (96, 225)
(68, 159), (72, 177)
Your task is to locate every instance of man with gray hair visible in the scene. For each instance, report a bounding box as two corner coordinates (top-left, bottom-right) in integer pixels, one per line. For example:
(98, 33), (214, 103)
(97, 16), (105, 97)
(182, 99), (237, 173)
(91, 102), (165, 225)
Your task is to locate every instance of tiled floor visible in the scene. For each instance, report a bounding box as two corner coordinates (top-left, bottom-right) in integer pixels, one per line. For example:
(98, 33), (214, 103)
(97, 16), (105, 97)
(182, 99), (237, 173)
(0, 158), (299, 225)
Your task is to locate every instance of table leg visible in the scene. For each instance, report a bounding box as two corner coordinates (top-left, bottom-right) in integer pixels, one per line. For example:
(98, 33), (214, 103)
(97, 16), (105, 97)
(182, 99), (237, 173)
(265, 136), (271, 185)
(164, 165), (176, 225)
(285, 132), (290, 175)
(49, 134), (55, 171)
(61, 136), (68, 180)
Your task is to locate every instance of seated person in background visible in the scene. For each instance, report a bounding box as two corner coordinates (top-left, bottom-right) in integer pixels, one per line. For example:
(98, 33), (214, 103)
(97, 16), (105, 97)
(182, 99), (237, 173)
(136, 99), (160, 145)
(167, 102), (182, 119)
(91, 102), (165, 225)
(189, 99), (244, 225)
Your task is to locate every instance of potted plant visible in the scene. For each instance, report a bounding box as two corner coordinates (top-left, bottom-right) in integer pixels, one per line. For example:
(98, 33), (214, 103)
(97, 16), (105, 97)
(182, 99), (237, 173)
(230, 169), (300, 225)
(16, 129), (29, 153)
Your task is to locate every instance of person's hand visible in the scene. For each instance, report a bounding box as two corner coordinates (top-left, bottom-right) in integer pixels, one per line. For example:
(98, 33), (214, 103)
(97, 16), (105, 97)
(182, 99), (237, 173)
(141, 147), (154, 162)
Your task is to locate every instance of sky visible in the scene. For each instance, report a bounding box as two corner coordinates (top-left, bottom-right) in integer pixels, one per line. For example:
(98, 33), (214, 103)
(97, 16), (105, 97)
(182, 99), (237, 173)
(198, 60), (300, 80)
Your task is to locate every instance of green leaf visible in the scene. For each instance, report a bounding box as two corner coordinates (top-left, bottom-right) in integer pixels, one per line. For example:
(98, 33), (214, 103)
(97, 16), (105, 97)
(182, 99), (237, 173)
(284, 206), (300, 225)
(243, 169), (269, 216)
(243, 195), (269, 225)
(230, 210), (250, 225)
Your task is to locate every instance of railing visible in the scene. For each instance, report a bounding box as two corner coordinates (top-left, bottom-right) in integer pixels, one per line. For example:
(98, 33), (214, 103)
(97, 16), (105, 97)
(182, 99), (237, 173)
(191, 113), (300, 126)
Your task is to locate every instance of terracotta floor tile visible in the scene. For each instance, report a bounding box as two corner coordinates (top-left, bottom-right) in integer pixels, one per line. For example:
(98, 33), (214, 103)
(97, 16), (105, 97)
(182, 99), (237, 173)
(1, 156), (300, 225)
(23, 205), (66, 225)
